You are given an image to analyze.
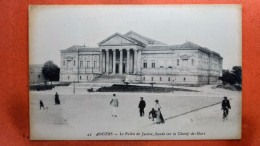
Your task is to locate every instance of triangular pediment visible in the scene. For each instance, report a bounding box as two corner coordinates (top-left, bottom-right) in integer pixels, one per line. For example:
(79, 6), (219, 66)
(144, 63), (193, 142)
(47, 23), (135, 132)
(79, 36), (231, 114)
(98, 33), (138, 46)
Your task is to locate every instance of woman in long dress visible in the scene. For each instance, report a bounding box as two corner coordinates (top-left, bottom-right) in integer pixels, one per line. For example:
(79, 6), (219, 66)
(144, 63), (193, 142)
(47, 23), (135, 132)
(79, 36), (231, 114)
(155, 100), (165, 124)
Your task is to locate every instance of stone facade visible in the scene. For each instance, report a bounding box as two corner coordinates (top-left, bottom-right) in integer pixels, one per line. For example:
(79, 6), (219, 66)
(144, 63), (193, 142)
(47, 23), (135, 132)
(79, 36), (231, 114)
(60, 31), (223, 85)
(29, 64), (46, 84)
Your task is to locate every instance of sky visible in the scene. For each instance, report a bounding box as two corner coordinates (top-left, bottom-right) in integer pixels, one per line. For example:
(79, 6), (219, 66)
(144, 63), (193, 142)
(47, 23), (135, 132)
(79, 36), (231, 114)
(29, 5), (241, 70)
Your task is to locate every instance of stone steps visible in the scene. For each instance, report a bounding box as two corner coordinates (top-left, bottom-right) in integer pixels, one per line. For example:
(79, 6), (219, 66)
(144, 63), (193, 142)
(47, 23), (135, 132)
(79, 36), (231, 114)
(91, 74), (125, 83)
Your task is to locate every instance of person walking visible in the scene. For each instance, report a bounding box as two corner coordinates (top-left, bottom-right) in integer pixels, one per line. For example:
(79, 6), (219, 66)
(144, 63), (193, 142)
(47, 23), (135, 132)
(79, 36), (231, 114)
(138, 97), (146, 117)
(55, 92), (60, 105)
(222, 96), (231, 120)
(40, 100), (45, 110)
(155, 100), (165, 124)
(110, 94), (119, 117)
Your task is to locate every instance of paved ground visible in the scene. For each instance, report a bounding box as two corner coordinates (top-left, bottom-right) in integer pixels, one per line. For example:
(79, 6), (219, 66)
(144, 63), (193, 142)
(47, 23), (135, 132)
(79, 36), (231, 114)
(30, 84), (241, 140)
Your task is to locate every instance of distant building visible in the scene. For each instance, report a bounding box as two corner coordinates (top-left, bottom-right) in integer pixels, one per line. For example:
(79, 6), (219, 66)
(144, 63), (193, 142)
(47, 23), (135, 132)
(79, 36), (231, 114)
(29, 64), (46, 84)
(60, 31), (223, 85)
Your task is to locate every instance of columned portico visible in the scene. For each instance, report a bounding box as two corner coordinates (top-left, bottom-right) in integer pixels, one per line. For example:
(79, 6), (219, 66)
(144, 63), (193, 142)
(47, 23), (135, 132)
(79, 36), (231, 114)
(100, 48), (138, 75)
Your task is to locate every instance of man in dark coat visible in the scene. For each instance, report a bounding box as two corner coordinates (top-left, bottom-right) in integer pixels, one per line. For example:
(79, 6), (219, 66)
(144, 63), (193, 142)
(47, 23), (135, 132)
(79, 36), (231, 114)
(138, 97), (146, 117)
(55, 92), (60, 105)
(222, 96), (231, 119)
(40, 100), (45, 110)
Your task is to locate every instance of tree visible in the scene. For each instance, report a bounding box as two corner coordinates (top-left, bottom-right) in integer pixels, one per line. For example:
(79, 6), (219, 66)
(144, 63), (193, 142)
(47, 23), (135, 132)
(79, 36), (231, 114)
(231, 66), (242, 85)
(219, 66), (242, 85)
(42, 61), (60, 82)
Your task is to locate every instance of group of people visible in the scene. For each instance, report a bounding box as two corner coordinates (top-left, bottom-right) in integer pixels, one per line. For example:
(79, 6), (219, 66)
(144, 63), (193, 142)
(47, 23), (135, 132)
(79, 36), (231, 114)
(110, 94), (231, 123)
(109, 94), (165, 124)
(39, 92), (61, 110)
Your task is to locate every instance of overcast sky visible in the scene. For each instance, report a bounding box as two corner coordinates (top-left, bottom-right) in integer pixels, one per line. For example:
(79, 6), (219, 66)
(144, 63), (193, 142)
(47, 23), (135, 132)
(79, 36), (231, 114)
(29, 5), (241, 70)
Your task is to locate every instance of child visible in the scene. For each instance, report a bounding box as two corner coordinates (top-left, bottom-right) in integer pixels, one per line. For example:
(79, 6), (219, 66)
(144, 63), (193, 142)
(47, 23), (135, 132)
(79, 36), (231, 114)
(149, 108), (157, 121)
(40, 100), (45, 110)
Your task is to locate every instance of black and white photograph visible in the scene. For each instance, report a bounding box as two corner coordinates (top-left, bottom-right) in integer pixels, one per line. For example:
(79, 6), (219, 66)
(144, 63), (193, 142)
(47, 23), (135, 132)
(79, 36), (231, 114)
(29, 5), (242, 140)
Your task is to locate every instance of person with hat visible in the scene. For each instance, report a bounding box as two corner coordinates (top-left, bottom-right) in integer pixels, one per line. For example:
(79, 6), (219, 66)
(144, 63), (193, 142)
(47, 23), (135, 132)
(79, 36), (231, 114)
(110, 94), (119, 117)
(155, 100), (165, 124)
(221, 96), (231, 120)
(138, 97), (146, 117)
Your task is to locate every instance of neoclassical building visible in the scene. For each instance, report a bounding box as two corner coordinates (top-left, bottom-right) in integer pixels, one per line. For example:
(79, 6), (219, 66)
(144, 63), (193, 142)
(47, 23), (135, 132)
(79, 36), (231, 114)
(60, 31), (223, 85)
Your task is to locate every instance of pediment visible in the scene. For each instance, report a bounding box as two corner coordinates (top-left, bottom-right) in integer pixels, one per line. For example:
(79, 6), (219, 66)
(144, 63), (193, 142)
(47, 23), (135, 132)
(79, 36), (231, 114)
(180, 54), (191, 60)
(98, 33), (137, 46)
(65, 56), (73, 60)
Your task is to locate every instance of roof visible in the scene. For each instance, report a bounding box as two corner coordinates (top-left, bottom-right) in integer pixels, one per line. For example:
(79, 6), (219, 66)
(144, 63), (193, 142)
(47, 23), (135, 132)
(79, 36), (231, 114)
(173, 41), (221, 57)
(61, 45), (99, 53)
(142, 41), (222, 57)
(124, 31), (167, 46)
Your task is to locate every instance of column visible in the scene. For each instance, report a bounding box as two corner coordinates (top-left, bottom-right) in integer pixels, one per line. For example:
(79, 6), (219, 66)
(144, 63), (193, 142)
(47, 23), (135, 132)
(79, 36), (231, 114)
(99, 50), (103, 73)
(134, 49), (138, 74)
(119, 49), (123, 75)
(126, 49), (130, 74)
(137, 50), (142, 73)
(106, 49), (109, 74)
(112, 50), (116, 74)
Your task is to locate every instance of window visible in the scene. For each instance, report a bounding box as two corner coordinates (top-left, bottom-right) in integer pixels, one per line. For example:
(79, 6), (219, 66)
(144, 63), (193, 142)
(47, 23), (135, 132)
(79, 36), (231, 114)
(94, 61), (97, 68)
(68, 76), (70, 80)
(38, 74), (40, 79)
(151, 77), (153, 81)
(143, 77), (145, 81)
(192, 59), (194, 66)
(177, 59), (179, 66)
(160, 77), (162, 81)
(74, 60), (76, 66)
(168, 66), (172, 68)
(63, 60), (65, 66)
(87, 76), (88, 80)
(160, 66), (163, 68)
(80, 61), (83, 68)
(168, 77), (170, 82)
(80, 76), (82, 80)
(143, 61), (147, 68)
(87, 61), (90, 68)
(151, 61), (155, 68)
(184, 77), (186, 81)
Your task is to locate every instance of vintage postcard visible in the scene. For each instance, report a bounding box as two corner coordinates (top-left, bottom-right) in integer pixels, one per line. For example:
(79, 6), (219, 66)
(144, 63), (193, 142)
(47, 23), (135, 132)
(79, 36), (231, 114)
(29, 5), (242, 140)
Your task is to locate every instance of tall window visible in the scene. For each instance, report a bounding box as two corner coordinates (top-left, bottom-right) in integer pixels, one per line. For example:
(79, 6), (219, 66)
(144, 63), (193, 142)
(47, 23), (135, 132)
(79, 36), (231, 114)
(143, 77), (145, 81)
(94, 61), (97, 68)
(168, 77), (170, 82)
(160, 77), (162, 81)
(177, 59), (179, 66)
(87, 61), (90, 68)
(74, 60), (76, 66)
(63, 60), (65, 66)
(143, 61), (147, 68)
(86, 76), (88, 80)
(192, 59), (194, 66)
(151, 77), (153, 81)
(80, 76), (82, 80)
(151, 61), (155, 68)
(80, 61), (83, 68)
